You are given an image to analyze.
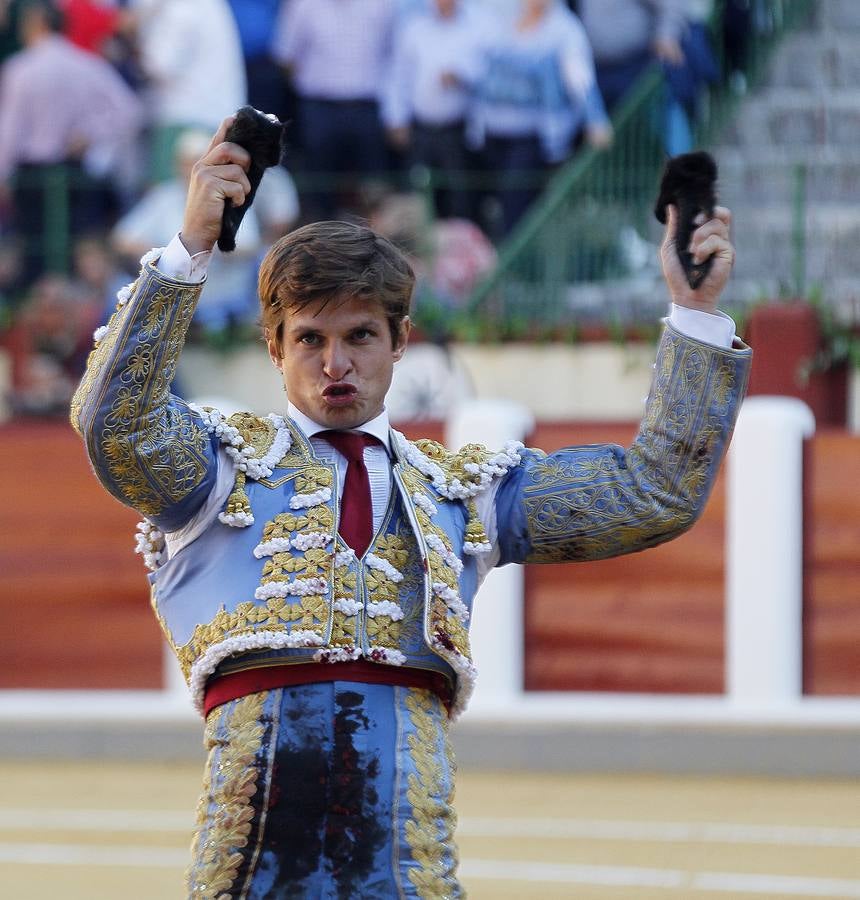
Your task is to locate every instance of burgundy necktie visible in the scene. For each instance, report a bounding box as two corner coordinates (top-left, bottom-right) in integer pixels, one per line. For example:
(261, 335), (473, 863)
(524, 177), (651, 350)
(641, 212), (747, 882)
(320, 430), (381, 558)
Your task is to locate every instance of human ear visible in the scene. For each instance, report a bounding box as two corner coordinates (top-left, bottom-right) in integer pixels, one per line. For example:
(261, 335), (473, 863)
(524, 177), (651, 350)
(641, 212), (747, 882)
(265, 327), (282, 371)
(392, 316), (411, 362)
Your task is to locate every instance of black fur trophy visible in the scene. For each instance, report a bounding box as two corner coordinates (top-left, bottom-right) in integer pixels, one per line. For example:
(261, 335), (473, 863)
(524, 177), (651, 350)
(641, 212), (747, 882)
(654, 151), (718, 290)
(218, 106), (289, 253)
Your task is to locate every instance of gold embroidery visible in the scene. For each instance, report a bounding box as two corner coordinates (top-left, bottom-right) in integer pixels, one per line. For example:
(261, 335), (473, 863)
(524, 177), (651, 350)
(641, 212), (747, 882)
(74, 266), (210, 515)
(364, 534), (409, 650)
(331, 551), (358, 647)
(421, 521), (470, 661)
(523, 330), (747, 563)
(186, 692), (266, 899)
(259, 507), (335, 540)
(175, 599), (327, 677)
(223, 470), (251, 521)
(404, 689), (456, 899)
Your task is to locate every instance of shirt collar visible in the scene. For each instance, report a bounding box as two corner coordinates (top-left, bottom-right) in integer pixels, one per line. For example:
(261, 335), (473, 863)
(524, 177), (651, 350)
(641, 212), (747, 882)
(287, 402), (391, 452)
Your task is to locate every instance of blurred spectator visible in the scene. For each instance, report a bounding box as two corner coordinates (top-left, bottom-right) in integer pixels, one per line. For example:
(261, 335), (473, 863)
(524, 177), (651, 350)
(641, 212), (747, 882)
(69, 233), (128, 319)
(577, 0), (686, 110)
(6, 273), (96, 416)
(383, 0), (483, 220)
(366, 188), (496, 331)
(0, 0), (24, 63)
(111, 128), (299, 335)
(661, 0), (718, 154)
(271, 0), (395, 220)
(468, 0), (610, 238)
(0, 242), (23, 322)
(228, 0), (290, 119)
(0, 0), (143, 285)
(129, 0), (246, 183)
(60, 0), (120, 54)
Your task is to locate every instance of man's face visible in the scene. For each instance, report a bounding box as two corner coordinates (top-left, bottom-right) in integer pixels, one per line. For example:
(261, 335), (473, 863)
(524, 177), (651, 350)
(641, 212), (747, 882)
(268, 294), (410, 429)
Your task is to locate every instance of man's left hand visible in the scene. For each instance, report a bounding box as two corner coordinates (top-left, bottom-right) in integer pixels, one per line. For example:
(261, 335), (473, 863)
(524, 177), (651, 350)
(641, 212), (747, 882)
(661, 204), (735, 315)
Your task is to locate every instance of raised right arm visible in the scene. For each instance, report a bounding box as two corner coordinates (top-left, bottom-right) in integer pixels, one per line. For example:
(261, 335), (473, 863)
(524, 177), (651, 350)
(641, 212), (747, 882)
(70, 258), (218, 532)
(71, 120), (252, 531)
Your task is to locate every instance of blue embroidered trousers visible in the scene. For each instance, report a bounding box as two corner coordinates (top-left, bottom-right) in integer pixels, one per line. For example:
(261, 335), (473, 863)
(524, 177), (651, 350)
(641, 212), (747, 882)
(186, 683), (461, 899)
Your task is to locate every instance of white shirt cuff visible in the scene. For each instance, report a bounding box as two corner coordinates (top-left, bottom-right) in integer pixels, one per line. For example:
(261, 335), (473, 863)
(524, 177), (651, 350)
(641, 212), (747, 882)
(156, 234), (212, 283)
(668, 304), (736, 349)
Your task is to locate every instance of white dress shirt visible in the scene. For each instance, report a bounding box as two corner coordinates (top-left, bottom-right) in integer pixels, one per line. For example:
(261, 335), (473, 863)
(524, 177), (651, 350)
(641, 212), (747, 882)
(288, 404), (394, 535)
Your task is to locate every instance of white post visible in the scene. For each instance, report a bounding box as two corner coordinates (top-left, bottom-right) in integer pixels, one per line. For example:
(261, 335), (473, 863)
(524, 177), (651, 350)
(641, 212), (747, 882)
(726, 396), (815, 706)
(446, 399), (534, 713)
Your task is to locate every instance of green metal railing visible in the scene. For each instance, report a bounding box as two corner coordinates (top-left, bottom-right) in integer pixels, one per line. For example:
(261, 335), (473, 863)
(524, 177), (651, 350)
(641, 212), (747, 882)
(462, 0), (817, 338)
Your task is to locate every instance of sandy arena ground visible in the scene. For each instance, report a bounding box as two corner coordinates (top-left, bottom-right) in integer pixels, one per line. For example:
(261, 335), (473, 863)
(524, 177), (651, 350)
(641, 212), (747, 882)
(1, 761), (859, 899)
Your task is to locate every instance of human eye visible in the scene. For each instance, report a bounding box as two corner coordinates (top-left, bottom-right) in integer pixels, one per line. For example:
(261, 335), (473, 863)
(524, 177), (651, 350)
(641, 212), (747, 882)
(298, 332), (321, 346)
(351, 327), (377, 342)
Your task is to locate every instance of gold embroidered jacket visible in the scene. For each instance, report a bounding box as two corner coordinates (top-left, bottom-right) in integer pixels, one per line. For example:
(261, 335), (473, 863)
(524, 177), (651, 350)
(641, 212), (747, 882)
(71, 260), (752, 717)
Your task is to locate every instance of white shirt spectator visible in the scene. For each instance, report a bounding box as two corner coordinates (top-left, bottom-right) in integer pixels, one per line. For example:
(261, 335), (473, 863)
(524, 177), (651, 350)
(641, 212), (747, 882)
(132, 0), (246, 129)
(0, 33), (143, 182)
(271, 0), (395, 101)
(383, 5), (484, 128)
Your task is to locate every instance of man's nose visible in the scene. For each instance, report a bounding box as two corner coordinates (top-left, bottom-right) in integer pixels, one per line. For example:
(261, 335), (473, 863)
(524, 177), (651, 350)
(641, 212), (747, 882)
(322, 342), (352, 380)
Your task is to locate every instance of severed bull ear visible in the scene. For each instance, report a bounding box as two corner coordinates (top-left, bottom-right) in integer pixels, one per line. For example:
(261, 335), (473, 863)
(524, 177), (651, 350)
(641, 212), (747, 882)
(654, 151), (718, 290)
(218, 106), (290, 253)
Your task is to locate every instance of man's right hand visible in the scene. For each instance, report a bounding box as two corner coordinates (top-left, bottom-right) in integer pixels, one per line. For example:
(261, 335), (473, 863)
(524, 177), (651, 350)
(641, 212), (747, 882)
(180, 117), (252, 256)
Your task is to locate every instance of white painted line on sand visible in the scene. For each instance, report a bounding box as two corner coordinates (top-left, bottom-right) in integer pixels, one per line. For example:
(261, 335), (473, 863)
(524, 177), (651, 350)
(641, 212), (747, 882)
(457, 816), (860, 848)
(2, 842), (860, 896)
(0, 843), (187, 868)
(0, 809), (192, 832)
(461, 860), (860, 896)
(4, 809), (860, 849)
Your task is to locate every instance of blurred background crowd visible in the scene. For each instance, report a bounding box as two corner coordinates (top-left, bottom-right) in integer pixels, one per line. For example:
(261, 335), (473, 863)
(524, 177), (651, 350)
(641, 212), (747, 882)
(0, 0), (758, 417)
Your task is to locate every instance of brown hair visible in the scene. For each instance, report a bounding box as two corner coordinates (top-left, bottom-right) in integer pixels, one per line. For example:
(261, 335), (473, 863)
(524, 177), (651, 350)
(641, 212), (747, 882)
(259, 221), (415, 350)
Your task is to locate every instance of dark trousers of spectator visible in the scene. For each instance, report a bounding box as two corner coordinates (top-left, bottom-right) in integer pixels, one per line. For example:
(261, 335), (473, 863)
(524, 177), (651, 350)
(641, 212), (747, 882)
(297, 97), (388, 220)
(245, 54), (293, 123)
(12, 161), (116, 287)
(595, 50), (652, 112)
(410, 119), (474, 221)
(481, 133), (546, 240)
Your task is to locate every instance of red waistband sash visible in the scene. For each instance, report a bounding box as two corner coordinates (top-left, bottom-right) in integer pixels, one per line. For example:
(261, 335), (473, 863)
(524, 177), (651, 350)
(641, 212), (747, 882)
(203, 660), (454, 718)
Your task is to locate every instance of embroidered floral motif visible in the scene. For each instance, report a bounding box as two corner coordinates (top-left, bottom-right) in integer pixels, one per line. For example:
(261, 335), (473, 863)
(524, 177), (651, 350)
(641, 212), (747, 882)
(403, 689), (457, 898)
(329, 544), (358, 647)
(363, 535), (407, 653)
(72, 263), (211, 515)
(185, 692), (266, 899)
(522, 329), (749, 564)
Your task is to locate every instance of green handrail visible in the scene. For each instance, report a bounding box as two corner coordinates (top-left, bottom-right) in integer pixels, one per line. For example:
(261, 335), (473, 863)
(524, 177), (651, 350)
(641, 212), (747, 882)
(462, 0), (817, 338)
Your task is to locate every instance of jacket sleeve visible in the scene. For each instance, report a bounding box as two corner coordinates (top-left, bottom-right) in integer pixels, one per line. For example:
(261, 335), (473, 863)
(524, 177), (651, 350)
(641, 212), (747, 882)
(70, 257), (219, 532)
(493, 322), (752, 565)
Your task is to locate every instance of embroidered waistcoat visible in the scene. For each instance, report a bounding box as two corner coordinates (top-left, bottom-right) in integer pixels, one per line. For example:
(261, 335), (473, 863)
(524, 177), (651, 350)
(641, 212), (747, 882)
(71, 257), (753, 720)
(142, 415), (516, 717)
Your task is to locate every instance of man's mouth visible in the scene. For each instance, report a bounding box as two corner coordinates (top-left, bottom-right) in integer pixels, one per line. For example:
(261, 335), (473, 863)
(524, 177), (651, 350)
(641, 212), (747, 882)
(322, 383), (358, 405)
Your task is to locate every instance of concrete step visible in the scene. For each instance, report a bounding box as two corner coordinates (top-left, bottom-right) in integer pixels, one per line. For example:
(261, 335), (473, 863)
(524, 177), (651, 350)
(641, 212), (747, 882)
(815, 0), (860, 34)
(713, 151), (860, 205)
(722, 89), (860, 148)
(764, 32), (860, 89)
(723, 205), (860, 281)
